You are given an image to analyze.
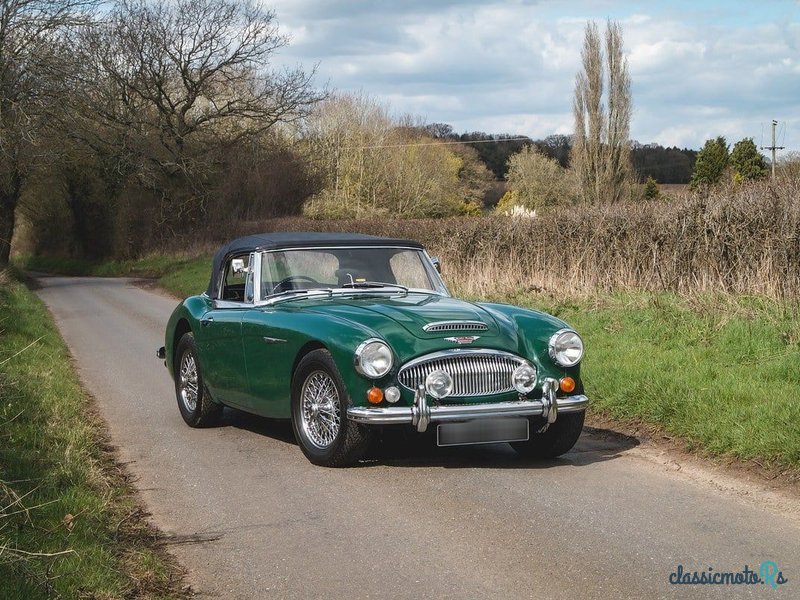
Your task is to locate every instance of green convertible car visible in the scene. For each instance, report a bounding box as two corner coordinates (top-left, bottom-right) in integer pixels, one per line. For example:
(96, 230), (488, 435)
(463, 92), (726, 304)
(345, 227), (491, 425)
(159, 232), (588, 467)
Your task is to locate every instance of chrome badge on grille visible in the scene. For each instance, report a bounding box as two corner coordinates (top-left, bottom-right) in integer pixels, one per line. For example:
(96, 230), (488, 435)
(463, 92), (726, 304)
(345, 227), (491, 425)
(444, 335), (480, 345)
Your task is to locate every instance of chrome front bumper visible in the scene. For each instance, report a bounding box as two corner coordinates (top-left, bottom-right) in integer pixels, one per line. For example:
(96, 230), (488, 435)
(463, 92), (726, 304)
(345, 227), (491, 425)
(347, 378), (588, 433)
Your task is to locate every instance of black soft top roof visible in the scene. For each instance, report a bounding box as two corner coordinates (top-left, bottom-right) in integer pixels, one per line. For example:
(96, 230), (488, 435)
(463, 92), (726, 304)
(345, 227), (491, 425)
(206, 232), (424, 298)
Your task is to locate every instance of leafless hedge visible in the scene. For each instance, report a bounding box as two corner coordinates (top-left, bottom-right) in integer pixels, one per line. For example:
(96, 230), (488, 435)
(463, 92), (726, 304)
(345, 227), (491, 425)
(162, 176), (800, 299)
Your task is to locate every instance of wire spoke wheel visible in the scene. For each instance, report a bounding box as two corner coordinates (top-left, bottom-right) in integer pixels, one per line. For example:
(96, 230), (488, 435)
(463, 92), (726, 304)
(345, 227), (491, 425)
(174, 333), (222, 428)
(179, 353), (199, 412)
(300, 370), (341, 449)
(291, 349), (372, 466)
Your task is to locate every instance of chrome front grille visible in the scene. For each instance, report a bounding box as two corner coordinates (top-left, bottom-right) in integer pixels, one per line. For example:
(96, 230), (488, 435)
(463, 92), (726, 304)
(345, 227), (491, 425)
(422, 321), (488, 333)
(397, 350), (524, 397)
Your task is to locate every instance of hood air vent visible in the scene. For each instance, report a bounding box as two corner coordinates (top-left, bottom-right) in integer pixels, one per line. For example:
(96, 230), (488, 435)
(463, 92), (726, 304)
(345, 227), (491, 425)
(422, 321), (489, 333)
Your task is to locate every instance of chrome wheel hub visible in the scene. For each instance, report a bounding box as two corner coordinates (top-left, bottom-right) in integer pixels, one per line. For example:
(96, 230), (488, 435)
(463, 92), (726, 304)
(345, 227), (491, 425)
(179, 353), (199, 412)
(300, 371), (341, 449)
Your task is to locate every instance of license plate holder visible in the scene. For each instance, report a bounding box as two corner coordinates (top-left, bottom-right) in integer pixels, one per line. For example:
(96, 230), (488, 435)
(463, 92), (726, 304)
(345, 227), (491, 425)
(437, 417), (529, 447)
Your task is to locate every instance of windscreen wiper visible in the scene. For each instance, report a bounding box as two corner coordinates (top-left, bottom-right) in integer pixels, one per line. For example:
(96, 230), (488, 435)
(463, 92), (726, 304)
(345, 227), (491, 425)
(341, 281), (409, 292)
(266, 289), (333, 304)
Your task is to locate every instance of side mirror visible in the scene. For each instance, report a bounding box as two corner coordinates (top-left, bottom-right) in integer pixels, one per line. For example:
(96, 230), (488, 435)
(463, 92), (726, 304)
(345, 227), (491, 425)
(430, 256), (441, 273)
(231, 258), (249, 277)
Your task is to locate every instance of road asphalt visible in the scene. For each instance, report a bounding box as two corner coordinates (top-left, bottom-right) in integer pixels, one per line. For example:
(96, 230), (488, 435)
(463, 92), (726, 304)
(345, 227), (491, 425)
(35, 275), (799, 599)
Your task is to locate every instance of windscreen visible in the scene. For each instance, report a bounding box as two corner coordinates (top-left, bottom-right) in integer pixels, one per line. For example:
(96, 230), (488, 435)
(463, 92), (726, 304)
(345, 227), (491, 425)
(260, 247), (445, 297)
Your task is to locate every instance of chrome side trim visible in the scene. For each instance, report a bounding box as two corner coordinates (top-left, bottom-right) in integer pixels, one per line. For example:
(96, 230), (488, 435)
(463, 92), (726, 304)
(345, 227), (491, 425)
(262, 337), (287, 344)
(347, 394), (589, 427)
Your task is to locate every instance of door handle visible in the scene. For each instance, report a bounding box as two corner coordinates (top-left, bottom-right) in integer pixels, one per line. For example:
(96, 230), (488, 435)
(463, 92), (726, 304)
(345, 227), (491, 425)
(200, 315), (214, 327)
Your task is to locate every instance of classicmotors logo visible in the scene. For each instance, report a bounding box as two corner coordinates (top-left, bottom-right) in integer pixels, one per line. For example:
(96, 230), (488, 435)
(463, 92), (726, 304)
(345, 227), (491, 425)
(669, 562), (788, 589)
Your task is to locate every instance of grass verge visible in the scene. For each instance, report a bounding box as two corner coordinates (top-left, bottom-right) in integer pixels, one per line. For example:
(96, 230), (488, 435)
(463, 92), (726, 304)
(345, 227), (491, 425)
(491, 290), (800, 471)
(0, 270), (185, 599)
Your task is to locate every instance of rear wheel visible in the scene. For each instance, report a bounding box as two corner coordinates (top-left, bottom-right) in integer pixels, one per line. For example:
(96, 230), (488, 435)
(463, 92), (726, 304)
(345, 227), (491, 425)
(510, 410), (585, 458)
(291, 349), (372, 467)
(175, 333), (223, 427)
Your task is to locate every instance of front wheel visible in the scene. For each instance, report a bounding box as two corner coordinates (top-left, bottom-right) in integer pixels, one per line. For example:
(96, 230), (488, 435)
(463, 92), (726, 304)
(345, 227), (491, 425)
(511, 410), (585, 458)
(291, 349), (372, 467)
(175, 333), (223, 427)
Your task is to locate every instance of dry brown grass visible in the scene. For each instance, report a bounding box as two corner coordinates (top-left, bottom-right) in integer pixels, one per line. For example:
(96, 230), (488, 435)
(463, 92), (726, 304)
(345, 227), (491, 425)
(155, 175), (800, 300)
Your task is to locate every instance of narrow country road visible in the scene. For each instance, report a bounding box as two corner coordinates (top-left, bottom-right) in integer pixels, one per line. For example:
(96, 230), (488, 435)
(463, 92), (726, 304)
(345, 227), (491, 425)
(36, 275), (799, 599)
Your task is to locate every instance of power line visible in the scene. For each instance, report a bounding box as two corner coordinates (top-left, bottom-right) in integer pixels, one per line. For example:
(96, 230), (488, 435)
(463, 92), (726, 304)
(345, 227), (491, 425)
(341, 137), (533, 150)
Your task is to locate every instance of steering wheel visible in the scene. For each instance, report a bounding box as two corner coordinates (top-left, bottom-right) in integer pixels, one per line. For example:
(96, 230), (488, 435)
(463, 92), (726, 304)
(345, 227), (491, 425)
(271, 275), (321, 294)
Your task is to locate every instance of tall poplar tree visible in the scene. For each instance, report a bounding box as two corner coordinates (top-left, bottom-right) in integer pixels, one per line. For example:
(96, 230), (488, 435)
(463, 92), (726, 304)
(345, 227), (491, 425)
(571, 21), (632, 204)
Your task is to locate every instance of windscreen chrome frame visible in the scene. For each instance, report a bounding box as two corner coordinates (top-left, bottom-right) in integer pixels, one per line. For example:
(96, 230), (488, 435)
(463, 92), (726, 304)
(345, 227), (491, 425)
(253, 245), (449, 307)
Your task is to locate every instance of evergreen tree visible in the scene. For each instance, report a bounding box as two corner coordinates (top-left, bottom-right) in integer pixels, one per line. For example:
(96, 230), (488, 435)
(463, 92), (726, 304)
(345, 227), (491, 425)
(730, 138), (768, 181)
(690, 137), (729, 189)
(644, 176), (660, 200)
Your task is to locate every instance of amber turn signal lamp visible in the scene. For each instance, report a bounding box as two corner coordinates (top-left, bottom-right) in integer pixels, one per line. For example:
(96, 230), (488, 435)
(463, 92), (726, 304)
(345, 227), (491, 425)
(559, 377), (576, 393)
(367, 387), (384, 404)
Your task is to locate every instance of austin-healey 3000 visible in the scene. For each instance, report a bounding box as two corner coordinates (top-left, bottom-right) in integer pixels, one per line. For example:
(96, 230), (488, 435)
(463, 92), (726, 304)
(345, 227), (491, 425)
(159, 232), (588, 467)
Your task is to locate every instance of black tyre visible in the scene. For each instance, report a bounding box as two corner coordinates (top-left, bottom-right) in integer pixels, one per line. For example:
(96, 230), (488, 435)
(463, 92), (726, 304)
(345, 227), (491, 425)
(291, 349), (372, 467)
(510, 410), (585, 458)
(174, 333), (223, 427)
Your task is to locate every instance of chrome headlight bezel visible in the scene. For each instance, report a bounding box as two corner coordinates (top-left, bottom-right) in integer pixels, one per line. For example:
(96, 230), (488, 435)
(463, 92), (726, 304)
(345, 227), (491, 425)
(548, 329), (584, 367)
(354, 339), (394, 378)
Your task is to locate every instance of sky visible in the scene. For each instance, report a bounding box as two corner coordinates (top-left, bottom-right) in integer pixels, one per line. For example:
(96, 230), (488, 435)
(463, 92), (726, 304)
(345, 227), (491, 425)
(267, 0), (799, 153)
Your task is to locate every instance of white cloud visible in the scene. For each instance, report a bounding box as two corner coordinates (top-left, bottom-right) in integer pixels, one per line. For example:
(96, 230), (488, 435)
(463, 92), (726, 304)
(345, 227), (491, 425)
(268, 0), (800, 151)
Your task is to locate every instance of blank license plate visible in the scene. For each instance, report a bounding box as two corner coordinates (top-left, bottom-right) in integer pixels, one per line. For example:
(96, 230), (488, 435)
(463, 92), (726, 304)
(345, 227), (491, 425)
(437, 418), (529, 447)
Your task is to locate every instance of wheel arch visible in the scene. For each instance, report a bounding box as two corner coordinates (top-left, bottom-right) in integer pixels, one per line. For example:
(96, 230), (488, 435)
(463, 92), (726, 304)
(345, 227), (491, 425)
(291, 340), (328, 381)
(173, 318), (193, 368)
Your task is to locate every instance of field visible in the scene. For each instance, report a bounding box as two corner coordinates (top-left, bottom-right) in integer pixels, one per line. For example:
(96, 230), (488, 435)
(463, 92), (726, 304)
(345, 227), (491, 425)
(0, 271), (184, 599)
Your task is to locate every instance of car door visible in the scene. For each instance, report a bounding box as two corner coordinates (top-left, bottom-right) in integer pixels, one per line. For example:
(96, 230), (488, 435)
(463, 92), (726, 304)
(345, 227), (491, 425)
(195, 254), (253, 407)
(241, 307), (294, 417)
(241, 248), (335, 418)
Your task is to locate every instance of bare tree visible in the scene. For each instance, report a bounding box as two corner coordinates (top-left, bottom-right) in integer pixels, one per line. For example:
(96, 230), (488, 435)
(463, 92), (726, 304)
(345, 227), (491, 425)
(0, 0), (94, 265)
(72, 0), (322, 226)
(302, 93), (483, 219)
(571, 21), (631, 204)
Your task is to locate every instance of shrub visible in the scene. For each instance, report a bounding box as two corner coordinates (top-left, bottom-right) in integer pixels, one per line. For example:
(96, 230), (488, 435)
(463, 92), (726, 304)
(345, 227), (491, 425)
(505, 146), (574, 209)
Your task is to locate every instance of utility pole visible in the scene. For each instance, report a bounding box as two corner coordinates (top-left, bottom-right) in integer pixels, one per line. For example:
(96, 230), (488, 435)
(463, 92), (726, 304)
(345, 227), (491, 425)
(761, 120), (785, 178)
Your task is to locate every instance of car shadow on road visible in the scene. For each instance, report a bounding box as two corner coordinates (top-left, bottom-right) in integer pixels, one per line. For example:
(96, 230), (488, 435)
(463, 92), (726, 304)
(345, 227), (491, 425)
(221, 408), (297, 444)
(363, 424), (640, 470)
(221, 408), (640, 470)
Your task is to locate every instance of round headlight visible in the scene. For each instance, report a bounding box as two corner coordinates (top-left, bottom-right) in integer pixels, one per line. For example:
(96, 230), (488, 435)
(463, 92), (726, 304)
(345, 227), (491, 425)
(354, 339), (393, 378)
(548, 329), (584, 367)
(425, 369), (453, 399)
(512, 362), (537, 394)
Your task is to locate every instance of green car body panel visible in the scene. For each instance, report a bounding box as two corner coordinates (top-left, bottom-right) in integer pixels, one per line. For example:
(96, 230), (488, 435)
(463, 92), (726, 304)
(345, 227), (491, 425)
(165, 292), (583, 419)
